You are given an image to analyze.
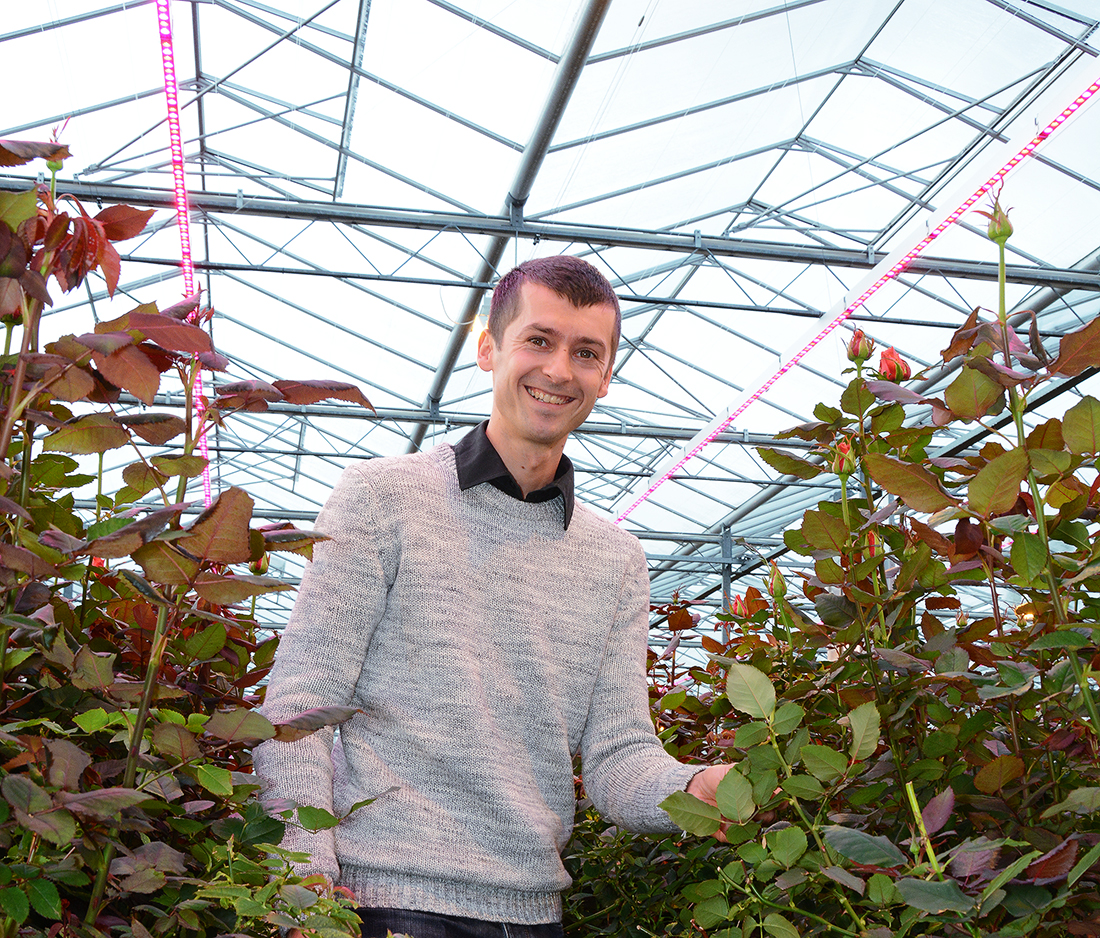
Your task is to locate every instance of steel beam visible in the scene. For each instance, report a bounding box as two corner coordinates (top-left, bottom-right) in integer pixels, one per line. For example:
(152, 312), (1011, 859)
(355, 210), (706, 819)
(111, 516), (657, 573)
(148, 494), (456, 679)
(3, 177), (1096, 291)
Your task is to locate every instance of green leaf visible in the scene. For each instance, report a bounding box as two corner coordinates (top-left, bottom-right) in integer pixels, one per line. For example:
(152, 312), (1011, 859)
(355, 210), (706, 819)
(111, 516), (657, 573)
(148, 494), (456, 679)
(762, 911), (800, 938)
(772, 702), (804, 736)
(733, 722), (770, 749)
(822, 865), (866, 895)
(1028, 447), (1072, 479)
(204, 707), (276, 743)
(895, 877), (975, 913)
(1068, 840), (1100, 887)
(801, 745), (848, 782)
(1041, 787), (1100, 819)
(945, 365), (1003, 420)
(183, 623), (227, 661)
(969, 448), (1028, 517)
(757, 447), (823, 480)
(1062, 396), (1100, 454)
(841, 378), (875, 417)
(767, 826), (808, 868)
(725, 663), (776, 719)
(864, 453), (955, 512)
(27, 879), (62, 920)
(780, 775), (824, 801)
(848, 701), (880, 761)
(43, 414), (130, 454)
(715, 771), (756, 824)
(825, 826), (906, 867)
(802, 510), (848, 554)
(1029, 629), (1089, 650)
(73, 708), (111, 733)
(692, 895), (730, 930)
(660, 791), (722, 836)
(195, 764), (234, 796)
(0, 887), (29, 924)
(1011, 532), (1047, 584)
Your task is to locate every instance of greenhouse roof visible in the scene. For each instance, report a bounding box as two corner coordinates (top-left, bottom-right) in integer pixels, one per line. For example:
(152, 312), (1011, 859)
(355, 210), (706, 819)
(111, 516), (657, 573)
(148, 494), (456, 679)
(3, 0), (1100, 636)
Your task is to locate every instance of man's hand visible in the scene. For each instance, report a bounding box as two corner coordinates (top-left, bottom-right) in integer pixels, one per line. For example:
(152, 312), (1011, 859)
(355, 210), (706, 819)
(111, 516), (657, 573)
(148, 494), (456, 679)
(686, 764), (734, 841)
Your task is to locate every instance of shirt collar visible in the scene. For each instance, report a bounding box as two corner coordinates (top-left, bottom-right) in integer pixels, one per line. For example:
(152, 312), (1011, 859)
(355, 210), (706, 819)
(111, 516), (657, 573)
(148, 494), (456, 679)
(454, 421), (575, 530)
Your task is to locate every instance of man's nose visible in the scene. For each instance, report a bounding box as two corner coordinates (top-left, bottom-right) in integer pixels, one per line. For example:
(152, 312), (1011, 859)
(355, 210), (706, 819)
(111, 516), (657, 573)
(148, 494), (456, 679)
(543, 347), (573, 383)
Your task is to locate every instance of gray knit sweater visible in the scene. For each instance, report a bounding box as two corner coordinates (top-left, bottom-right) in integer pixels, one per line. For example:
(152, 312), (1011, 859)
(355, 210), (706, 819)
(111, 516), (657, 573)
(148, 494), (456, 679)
(252, 444), (697, 923)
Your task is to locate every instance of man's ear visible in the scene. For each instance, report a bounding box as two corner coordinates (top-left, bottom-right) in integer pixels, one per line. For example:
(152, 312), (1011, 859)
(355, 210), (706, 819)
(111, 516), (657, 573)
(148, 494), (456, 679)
(476, 329), (494, 373)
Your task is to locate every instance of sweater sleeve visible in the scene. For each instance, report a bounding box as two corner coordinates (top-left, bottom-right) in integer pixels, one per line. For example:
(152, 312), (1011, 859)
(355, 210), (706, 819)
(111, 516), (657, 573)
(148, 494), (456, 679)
(578, 540), (698, 833)
(252, 463), (394, 880)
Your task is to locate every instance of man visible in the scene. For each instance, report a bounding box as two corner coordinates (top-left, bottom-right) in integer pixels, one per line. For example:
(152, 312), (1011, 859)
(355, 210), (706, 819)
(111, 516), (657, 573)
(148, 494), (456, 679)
(254, 255), (729, 938)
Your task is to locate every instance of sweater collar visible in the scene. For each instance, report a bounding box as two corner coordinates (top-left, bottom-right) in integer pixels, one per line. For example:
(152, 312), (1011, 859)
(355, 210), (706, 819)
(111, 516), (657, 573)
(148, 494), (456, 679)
(453, 421), (575, 530)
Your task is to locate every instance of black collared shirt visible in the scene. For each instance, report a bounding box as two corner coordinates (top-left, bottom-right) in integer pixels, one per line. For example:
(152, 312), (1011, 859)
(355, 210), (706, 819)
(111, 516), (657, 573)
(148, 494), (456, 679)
(453, 421), (575, 530)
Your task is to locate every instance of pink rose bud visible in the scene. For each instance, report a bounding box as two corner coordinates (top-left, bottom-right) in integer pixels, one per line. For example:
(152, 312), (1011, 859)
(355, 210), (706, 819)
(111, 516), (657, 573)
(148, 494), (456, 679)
(847, 328), (875, 363)
(877, 347), (911, 382)
(832, 439), (856, 476)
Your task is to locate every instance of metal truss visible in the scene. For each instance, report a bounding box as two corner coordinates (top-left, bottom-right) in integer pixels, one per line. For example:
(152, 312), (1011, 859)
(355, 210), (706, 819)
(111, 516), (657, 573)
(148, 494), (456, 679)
(4, 0), (1100, 639)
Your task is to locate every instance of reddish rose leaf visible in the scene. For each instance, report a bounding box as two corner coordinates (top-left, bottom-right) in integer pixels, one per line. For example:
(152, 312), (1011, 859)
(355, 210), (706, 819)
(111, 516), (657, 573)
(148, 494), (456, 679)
(941, 307), (981, 362)
(271, 706), (361, 742)
(76, 331), (134, 356)
(159, 290), (203, 321)
(94, 345), (161, 405)
(113, 413), (187, 445)
(97, 310), (212, 353)
(949, 836), (1001, 879)
(272, 379), (374, 411)
(177, 486), (254, 564)
(974, 754), (1025, 794)
(193, 572), (293, 604)
(909, 518), (951, 555)
(0, 543), (59, 578)
(864, 380), (928, 405)
(922, 788), (955, 835)
(94, 205), (154, 242)
(1052, 316), (1100, 377)
(1027, 838), (1078, 885)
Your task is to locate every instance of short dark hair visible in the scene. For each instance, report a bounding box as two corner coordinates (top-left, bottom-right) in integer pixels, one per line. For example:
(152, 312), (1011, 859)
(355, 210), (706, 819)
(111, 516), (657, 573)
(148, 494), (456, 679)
(488, 255), (622, 360)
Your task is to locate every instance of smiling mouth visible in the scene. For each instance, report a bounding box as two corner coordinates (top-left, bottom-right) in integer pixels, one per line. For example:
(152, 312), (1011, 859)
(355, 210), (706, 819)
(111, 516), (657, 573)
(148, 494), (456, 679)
(526, 386), (573, 405)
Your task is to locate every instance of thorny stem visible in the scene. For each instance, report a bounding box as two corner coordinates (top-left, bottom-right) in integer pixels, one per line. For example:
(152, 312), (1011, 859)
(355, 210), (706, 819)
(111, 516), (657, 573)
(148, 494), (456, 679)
(766, 729), (869, 932)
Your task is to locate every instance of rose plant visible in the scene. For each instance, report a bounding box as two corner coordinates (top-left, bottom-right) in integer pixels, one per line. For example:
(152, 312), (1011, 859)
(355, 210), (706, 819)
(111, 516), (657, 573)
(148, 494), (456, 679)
(563, 194), (1100, 938)
(0, 143), (371, 937)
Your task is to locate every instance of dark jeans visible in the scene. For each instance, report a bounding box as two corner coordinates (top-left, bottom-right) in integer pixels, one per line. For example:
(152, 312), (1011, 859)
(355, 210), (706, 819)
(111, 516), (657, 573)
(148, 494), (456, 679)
(357, 907), (564, 938)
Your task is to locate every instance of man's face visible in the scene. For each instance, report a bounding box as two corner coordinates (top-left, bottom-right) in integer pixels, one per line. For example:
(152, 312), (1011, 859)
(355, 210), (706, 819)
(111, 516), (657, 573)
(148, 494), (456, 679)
(477, 281), (616, 453)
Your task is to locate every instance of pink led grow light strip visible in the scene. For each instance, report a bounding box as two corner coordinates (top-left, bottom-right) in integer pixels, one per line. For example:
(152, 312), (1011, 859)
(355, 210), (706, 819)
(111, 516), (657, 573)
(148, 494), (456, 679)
(156, 0), (212, 507)
(615, 73), (1100, 525)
